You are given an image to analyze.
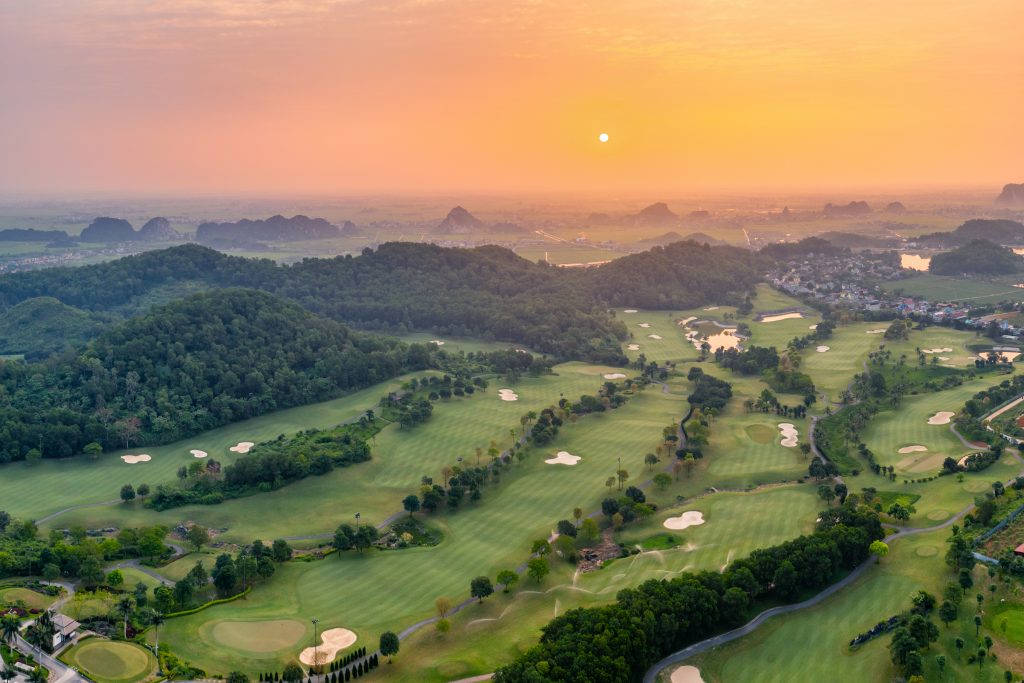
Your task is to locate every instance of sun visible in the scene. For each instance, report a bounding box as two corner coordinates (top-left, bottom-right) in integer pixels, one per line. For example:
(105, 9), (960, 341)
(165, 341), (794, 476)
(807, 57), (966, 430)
(598, 132), (609, 143)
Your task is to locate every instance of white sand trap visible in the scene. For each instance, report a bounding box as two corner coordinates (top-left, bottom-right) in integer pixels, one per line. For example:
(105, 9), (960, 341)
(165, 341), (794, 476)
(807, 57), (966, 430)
(761, 312), (803, 323)
(429, 340), (445, 346)
(120, 454), (151, 464)
(957, 454), (974, 468)
(299, 628), (357, 667)
(648, 334), (663, 340)
(778, 423), (798, 447)
(498, 388), (519, 402)
(623, 309), (638, 313)
(603, 373), (627, 380)
(866, 329), (887, 334)
(809, 324), (818, 330)
(679, 316), (697, 326)
(816, 345), (830, 352)
(638, 323), (651, 328)
(927, 411), (955, 425)
(545, 451), (581, 466)
(938, 356), (950, 361)
(898, 445), (928, 454)
(663, 511), (705, 530)
(229, 442), (255, 453)
(190, 449), (208, 458)
(671, 665), (706, 683)
(627, 344), (640, 351)
(703, 306), (719, 311)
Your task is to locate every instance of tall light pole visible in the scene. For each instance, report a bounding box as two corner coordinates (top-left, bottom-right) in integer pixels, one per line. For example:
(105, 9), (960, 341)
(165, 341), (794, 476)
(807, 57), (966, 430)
(311, 618), (319, 676)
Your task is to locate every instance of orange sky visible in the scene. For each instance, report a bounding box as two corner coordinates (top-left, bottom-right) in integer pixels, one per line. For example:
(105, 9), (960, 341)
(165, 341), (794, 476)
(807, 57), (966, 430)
(1, 0), (1021, 196)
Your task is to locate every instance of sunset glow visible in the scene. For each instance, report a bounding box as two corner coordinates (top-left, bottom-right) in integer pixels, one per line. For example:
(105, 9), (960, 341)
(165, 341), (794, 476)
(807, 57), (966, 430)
(1, 0), (1021, 195)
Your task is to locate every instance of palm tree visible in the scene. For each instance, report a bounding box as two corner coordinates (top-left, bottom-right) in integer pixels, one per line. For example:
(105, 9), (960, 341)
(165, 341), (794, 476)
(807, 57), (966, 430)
(0, 662), (15, 683)
(117, 595), (135, 639)
(0, 614), (19, 646)
(27, 667), (47, 683)
(150, 612), (165, 673)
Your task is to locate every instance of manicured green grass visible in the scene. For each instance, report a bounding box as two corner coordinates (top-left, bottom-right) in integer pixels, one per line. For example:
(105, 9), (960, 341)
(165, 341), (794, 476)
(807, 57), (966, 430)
(885, 274), (1024, 303)
(0, 586), (55, 610)
(986, 602), (1024, 646)
(685, 529), (1010, 683)
(514, 244), (622, 265)
(63, 638), (155, 683)
(3, 373), (424, 522)
(64, 591), (117, 621)
(389, 332), (534, 355)
(108, 567), (164, 593)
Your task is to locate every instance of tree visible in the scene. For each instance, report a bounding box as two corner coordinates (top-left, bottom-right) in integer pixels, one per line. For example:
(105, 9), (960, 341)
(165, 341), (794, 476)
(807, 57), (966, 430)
(938, 601), (957, 627)
(84, 442), (103, 459)
(136, 483), (150, 499)
(604, 476), (616, 493)
(107, 569), (124, 588)
(117, 595), (135, 639)
(435, 596), (451, 618)
(187, 525), (209, 552)
(644, 453), (659, 471)
(1, 614), (19, 646)
(379, 631), (399, 663)
(888, 503), (910, 524)
(272, 539), (292, 562)
(402, 495), (420, 516)
(974, 614), (982, 636)
(959, 568), (974, 591)
(282, 663), (304, 683)
(935, 655), (946, 679)
(955, 637), (964, 659)
(834, 482), (848, 504)
(120, 484), (136, 503)
(616, 469), (629, 491)
(869, 540), (889, 563)
(654, 473), (672, 490)
(435, 618), (450, 636)
(579, 518), (600, 545)
(527, 558), (549, 583)
(817, 484), (835, 505)
(227, 673), (250, 683)
(470, 576), (493, 603)
(497, 570), (519, 593)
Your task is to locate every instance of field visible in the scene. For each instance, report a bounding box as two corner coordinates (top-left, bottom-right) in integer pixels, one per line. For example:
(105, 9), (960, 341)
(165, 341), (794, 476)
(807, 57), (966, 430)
(62, 638), (155, 683)
(514, 243), (622, 266)
(884, 274), (1024, 303)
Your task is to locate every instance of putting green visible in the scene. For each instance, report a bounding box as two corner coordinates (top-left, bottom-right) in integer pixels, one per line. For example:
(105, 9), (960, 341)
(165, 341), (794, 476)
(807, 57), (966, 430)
(66, 639), (154, 683)
(988, 605), (1024, 646)
(744, 424), (776, 444)
(210, 619), (307, 652)
(914, 545), (938, 557)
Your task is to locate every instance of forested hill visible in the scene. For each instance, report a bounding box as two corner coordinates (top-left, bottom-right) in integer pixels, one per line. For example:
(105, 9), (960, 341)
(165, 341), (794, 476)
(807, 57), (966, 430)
(0, 289), (435, 463)
(0, 240), (761, 362)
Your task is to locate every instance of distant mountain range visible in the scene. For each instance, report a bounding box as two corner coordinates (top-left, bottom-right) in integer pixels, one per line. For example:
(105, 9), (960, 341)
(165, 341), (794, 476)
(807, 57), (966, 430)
(80, 216), (185, 242)
(996, 183), (1024, 206)
(434, 206), (524, 234)
(196, 214), (341, 244)
(634, 231), (726, 248)
(823, 201), (871, 216)
(916, 219), (1024, 247)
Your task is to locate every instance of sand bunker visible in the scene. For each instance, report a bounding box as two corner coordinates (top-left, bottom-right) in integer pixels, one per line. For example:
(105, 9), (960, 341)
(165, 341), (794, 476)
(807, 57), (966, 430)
(897, 445), (928, 454)
(498, 388), (519, 402)
(809, 324), (818, 330)
(670, 666), (706, 683)
(545, 451), (581, 466)
(299, 628), (357, 667)
(760, 312), (803, 323)
(603, 373), (627, 380)
(638, 323), (651, 328)
(647, 334), (663, 340)
(229, 442), (255, 453)
(927, 411), (955, 425)
(816, 345), (830, 352)
(664, 511), (705, 530)
(429, 340), (445, 346)
(957, 454), (973, 468)
(778, 423), (798, 447)
(190, 449), (208, 458)
(703, 306), (719, 311)
(627, 344), (640, 351)
(678, 316), (697, 326)
(922, 347), (953, 354)
(120, 454), (151, 464)
(623, 309), (638, 313)
(866, 329), (887, 334)
(938, 356), (950, 361)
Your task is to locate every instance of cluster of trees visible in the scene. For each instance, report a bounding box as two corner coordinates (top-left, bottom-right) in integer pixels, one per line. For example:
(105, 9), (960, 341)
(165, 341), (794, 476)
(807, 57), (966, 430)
(942, 446), (1001, 475)
(715, 345), (779, 375)
(958, 374), (1024, 443)
(147, 419), (381, 510)
(160, 539), (291, 612)
(332, 523), (379, 554)
(742, 388), (810, 418)
(685, 370), (733, 410)
(0, 513), (169, 580)
(929, 239), (1024, 275)
(261, 648), (379, 683)
(493, 504), (883, 681)
(0, 289), (433, 463)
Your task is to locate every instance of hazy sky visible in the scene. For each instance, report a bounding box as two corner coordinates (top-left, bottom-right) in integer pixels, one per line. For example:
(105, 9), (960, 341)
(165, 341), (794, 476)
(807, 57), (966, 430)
(1, 0), (1021, 196)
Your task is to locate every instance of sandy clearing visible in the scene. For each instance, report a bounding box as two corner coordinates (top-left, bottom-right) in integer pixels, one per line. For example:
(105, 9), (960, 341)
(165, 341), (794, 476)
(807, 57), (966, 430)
(978, 352), (1021, 363)
(664, 511), (705, 530)
(229, 442), (255, 453)
(638, 323), (651, 328)
(809, 324), (818, 330)
(190, 449), (208, 458)
(957, 454), (973, 468)
(545, 451), (581, 466)
(897, 445), (928, 454)
(627, 344), (640, 351)
(623, 309), (638, 313)
(648, 334), (663, 340)
(816, 345), (830, 352)
(603, 373), (627, 380)
(778, 423), (798, 447)
(927, 411), (955, 425)
(120, 454), (151, 464)
(866, 329), (887, 334)
(703, 306), (719, 311)
(678, 316), (697, 326)
(429, 340), (445, 346)
(760, 312), (803, 323)
(498, 388), (520, 402)
(938, 356), (950, 361)
(299, 628), (357, 667)
(670, 666), (705, 683)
